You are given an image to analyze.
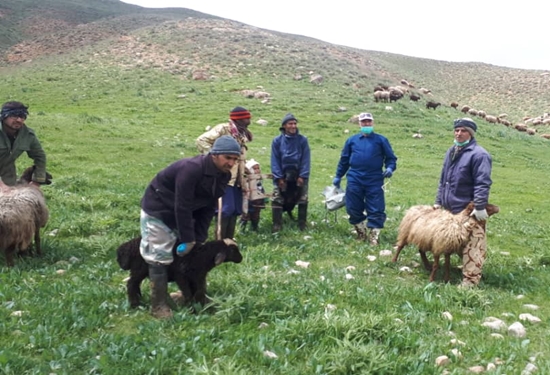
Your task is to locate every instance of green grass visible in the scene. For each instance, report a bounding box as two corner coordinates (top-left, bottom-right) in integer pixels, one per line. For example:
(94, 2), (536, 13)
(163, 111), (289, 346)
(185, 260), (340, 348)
(1, 30), (550, 375)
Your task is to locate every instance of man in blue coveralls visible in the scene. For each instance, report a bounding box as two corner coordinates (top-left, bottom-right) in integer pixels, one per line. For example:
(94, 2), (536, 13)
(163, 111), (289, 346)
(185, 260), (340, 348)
(333, 112), (397, 245)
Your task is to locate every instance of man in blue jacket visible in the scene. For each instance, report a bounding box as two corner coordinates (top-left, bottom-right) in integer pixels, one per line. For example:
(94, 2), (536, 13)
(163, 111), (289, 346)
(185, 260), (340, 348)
(434, 118), (492, 287)
(333, 112), (397, 245)
(271, 113), (311, 232)
(140, 135), (240, 318)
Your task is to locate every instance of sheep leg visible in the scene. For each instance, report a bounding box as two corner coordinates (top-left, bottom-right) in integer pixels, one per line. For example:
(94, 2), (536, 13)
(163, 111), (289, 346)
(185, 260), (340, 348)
(429, 254), (440, 282)
(419, 251), (433, 271)
(444, 253), (451, 283)
(34, 228), (42, 256)
(5, 245), (16, 267)
(192, 279), (210, 306)
(127, 272), (145, 308)
(175, 277), (194, 304)
(391, 244), (405, 262)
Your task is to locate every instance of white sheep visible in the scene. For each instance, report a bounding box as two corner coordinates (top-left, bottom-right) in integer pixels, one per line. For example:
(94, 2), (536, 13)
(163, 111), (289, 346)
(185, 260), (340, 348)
(0, 187), (49, 267)
(392, 202), (499, 282)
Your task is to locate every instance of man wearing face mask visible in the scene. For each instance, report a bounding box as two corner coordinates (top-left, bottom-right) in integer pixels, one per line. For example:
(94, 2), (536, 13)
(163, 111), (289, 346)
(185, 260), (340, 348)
(333, 112), (397, 245)
(434, 117), (492, 287)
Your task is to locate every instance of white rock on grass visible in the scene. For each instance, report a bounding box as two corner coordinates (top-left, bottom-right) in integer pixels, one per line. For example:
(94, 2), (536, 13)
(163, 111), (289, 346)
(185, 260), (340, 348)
(523, 304), (539, 310)
(468, 366), (485, 373)
(450, 349), (462, 359)
(263, 350), (278, 359)
(508, 322), (527, 338)
(490, 333), (504, 339)
(379, 249), (393, 257)
(345, 273), (354, 280)
(367, 255), (377, 262)
(442, 312), (453, 321)
(482, 317), (506, 331)
(435, 355), (450, 367)
(516, 294), (525, 299)
(486, 363), (496, 371)
(346, 266), (356, 271)
(519, 313), (542, 323)
(295, 260), (310, 268)
(450, 339), (465, 346)
(10, 311), (25, 317)
(399, 266), (412, 273)
(258, 322), (269, 329)
(522, 363), (537, 374)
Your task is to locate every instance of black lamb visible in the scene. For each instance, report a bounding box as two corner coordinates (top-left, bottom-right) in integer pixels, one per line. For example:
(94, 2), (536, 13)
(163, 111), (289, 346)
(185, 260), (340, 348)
(116, 237), (243, 308)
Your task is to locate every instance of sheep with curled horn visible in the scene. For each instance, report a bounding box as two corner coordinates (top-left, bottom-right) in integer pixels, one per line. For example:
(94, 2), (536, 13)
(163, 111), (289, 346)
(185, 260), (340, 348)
(392, 202), (499, 283)
(117, 237), (242, 310)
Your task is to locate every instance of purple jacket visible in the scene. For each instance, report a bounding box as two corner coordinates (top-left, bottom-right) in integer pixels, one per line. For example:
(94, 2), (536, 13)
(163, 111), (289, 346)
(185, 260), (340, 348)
(435, 138), (492, 214)
(141, 154), (230, 244)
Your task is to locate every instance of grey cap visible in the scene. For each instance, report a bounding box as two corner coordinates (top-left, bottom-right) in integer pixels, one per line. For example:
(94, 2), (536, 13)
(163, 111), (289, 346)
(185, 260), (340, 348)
(210, 135), (241, 155)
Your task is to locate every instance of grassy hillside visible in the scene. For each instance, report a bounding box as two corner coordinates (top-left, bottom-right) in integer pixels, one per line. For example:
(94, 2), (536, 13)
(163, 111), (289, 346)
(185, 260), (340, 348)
(1, 1), (550, 374)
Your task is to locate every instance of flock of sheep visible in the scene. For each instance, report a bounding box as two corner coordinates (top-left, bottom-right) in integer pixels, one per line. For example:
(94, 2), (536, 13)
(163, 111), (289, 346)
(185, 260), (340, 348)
(373, 79), (550, 139)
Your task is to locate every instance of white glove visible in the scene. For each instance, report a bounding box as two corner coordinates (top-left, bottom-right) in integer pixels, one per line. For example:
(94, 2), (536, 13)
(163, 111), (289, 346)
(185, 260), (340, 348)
(471, 208), (488, 221)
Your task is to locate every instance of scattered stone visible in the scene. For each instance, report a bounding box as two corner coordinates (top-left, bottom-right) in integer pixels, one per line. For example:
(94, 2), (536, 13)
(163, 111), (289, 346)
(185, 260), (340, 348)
(379, 249), (393, 257)
(295, 260), (310, 268)
(468, 365), (485, 373)
(56, 269), (66, 275)
(263, 350), (278, 359)
(10, 311), (24, 317)
(442, 312), (453, 321)
(399, 266), (412, 273)
(482, 317), (506, 331)
(435, 355), (450, 367)
(486, 363), (496, 371)
(258, 322), (269, 329)
(523, 304), (539, 310)
(450, 349), (462, 359)
(345, 273), (354, 280)
(508, 322), (527, 338)
(519, 313), (542, 323)
(345, 266), (356, 271)
(450, 339), (465, 346)
(522, 363), (537, 374)
(367, 255), (376, 262)
(490, 333), (504, 339)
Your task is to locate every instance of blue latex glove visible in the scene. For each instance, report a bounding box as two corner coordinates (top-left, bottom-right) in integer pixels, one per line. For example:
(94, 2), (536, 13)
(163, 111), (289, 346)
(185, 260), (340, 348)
(332, 177), (341, 188)
(382, 168), (393, 178)
(176, 242), (195, 257)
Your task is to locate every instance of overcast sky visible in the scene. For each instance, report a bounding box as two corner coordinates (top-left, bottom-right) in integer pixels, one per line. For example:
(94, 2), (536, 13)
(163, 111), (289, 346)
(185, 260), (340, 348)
(121, 0), (549, 71)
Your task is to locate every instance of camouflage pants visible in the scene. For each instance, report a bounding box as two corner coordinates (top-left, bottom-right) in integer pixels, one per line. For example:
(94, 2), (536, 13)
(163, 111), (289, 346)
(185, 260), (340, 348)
(461, 222), (487, 286)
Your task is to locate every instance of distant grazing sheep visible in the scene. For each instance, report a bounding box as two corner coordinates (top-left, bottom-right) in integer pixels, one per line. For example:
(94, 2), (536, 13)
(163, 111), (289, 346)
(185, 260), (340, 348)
(468, 108), (479, 116)
(392, 202), (499, 282)
(485, 115), (498, 124)
(374, 90), (390, 102)
(461, 105), (471, 114)
(419, 87), (432, 95)
(0, 167), (51, 267)
(409, 94), (421, 102)
(426, 101), (441, 110)
(117, 237), (243, 308)
(477, 110), (486, 118)
(450, 102), (459, 109)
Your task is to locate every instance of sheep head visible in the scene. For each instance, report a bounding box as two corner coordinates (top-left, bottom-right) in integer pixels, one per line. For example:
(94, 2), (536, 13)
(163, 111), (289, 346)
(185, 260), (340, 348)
(214, 239), (243, 265)
(17, 166), (53, 185)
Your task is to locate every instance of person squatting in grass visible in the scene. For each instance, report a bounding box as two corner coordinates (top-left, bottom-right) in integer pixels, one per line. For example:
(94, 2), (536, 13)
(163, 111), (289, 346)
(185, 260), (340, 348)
(270, 113), (311, 232)
(333, 112), (397, 245)
(240, 158), (271, 231)
(434, 117), (493, 287)
(139, 135), (241, 319)
(0, 101), (47, 192)
(196, 106), (253, 239)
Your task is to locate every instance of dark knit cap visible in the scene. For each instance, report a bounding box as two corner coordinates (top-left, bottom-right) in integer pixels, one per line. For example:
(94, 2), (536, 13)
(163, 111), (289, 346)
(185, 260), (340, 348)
(230, 106), (251, 120)
(1, 101), (29, 120)
(454, 118), (477, 135)
(281, 113), (298, 126)
(210, 135), (241, 155)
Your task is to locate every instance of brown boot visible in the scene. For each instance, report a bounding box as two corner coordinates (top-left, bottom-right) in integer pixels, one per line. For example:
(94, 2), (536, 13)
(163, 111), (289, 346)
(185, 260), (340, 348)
(354, 221), (367, 240)
(149, 264), (173, 319)
(368, 228), (381, 246)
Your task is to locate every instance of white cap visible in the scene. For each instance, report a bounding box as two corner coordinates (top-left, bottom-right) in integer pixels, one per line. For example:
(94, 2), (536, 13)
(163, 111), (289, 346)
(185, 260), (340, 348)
(359, 112), (374, 121)
(245, 159), (259, 172)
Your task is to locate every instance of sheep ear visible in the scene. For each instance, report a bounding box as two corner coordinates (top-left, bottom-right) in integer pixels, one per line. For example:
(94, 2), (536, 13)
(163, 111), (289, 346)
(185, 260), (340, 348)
(214, 253), (227, 265)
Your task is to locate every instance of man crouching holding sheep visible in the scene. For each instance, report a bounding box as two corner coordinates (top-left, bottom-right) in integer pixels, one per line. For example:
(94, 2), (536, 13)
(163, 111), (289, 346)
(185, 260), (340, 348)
(434, 118), (493, 287)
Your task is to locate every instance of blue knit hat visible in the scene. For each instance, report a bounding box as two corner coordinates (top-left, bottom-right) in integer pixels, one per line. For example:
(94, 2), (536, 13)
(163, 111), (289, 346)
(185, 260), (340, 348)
(454, 118), (477, 136)
(281, 113), (298, 126)
(210, 135), (241, 155)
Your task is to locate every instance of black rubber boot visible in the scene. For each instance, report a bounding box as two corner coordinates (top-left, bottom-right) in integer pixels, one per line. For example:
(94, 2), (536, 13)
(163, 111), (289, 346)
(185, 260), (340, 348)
(272, 204), (283, 233)
(298, 203), (308, 231)
(149, 264), (173, 319)
(225, 216), (237, 239)
(219, 216), (230, 239)
(251, 219), (259, 231)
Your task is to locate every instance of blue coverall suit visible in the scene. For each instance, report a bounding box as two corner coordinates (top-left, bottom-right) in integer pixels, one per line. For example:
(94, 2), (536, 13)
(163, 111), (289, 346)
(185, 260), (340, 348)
(335, 132), (397, 228)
